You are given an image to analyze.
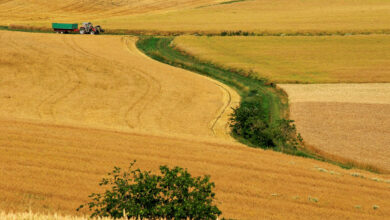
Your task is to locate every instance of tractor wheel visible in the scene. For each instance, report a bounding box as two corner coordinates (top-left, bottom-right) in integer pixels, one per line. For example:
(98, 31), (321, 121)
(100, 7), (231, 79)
(90, 31), (95, 35)
(80, 28), (86, 35)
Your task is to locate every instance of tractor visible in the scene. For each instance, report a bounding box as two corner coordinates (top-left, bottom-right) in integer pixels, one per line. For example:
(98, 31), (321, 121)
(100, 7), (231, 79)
(79, 22), (104, 35)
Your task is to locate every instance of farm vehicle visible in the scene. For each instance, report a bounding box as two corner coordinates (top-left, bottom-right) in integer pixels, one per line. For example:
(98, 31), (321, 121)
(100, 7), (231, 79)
(52, 22), (104, 35)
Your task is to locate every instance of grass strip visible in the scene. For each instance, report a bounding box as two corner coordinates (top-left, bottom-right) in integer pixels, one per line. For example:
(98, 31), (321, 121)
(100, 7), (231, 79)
(0, 26), (382, 173)
(136, 37), (382, 173)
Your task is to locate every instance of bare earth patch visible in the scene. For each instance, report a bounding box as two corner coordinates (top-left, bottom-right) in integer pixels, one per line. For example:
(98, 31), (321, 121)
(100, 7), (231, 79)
(279, 84), (390, 171)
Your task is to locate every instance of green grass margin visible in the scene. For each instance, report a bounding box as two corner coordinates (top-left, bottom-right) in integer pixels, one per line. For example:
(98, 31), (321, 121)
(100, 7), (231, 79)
(0, 26), (382, 173)
(136, 37), (383, 173)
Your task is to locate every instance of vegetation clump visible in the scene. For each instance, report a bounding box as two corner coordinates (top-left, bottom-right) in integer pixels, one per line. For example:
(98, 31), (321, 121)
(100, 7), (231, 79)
(229, 89), (302, 150)
(78, 161), (221, 220)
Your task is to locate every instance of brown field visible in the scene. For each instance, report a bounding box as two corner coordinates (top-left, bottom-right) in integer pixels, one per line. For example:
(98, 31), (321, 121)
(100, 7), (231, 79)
(279, 84), (390, 171)
(1, 0), (390, 33)
(1, 31), (390, 219)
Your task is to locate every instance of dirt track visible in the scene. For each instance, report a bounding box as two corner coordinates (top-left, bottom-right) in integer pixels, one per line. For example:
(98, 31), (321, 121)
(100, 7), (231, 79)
(280, 84), (390, 171)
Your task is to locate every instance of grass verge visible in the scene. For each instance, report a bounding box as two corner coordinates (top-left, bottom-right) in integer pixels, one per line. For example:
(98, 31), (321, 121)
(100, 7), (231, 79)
(136, 37), (383, 173)
(0, 26), (383, 173)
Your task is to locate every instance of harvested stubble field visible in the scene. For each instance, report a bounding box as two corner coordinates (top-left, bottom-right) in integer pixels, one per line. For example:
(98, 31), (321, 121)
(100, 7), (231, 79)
(279, 84), (390, 172)
(1, 0), (390, 34)
(174, 35), (390, 83)
(1, 31), (390, 219)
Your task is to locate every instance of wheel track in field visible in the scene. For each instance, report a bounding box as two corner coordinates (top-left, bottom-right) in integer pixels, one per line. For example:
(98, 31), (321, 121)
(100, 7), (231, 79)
(67, 36), (163, 130)
(68, 36), (153, 129)
(0, 32), (79, 121)
(121, 36), (163, 130)
(37, 36), (83, 120)
(135, 37), (239, 138)
(208, 81), (233, 136)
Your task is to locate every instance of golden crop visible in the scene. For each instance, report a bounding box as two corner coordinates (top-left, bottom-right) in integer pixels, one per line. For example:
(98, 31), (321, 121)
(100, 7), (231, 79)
(174, 35), (390, 83)
(1, 0), (389, 33)
(1, 31), (389, 220)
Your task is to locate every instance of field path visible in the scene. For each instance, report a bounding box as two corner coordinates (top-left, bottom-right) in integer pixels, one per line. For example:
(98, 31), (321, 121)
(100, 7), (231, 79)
(0, 30), (238, 139)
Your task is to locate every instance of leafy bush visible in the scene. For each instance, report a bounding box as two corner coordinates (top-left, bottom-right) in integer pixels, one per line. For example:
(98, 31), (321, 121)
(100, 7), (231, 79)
(78, 162), (221, 220)
(229, 91), (301, 150)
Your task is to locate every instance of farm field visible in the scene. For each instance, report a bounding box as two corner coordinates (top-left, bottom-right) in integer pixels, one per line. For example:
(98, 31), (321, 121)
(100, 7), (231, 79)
(1, 0), (390, 219)
(0, 0), (390, 33)
(174, 35), (390, 83)
(0, 30), (239, 139)
(1, 117), (390, 219)
(279, 84), (390, 171)
(1, 30), (390, 219)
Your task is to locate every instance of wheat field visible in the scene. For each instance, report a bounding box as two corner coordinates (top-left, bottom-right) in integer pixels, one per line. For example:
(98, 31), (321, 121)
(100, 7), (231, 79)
(174, 35), (390, 83)
(1, 31), (390, 219)
(1, 0), (390, 33)
(0, 30), (239, 139)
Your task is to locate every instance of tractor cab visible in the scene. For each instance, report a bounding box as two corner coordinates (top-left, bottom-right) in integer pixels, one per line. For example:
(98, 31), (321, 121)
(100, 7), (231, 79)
(79, 22), (104, 35)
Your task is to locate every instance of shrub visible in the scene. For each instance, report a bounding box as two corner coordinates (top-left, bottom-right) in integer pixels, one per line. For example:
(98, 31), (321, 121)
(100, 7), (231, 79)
(77, 161), (221, 219)
(229, 91), (301, 150)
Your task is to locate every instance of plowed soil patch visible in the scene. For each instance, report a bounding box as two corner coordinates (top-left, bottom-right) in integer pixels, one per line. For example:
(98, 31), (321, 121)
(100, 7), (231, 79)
(280, 84), (390, 171)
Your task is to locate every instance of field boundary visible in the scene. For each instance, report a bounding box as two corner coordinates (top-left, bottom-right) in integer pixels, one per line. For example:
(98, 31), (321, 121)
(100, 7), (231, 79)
(2, 25), (390, 37)
(0, 27), (385, 173)
(135, 36), (386, 174)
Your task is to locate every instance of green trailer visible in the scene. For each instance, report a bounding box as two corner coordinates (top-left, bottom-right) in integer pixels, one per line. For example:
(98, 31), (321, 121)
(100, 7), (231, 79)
(52, 23), (78, 33)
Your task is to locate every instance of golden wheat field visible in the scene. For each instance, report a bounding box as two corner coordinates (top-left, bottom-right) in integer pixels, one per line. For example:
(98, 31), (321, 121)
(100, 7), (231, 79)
(1, 110), (390, 219)
(1, 31), (390, 219)
(279, 84), (390, 172)
(174, 35), (390, 83)
(1, 0), (390, 33)
(0, 211), (122, 220)
(0, 30), (239, 139)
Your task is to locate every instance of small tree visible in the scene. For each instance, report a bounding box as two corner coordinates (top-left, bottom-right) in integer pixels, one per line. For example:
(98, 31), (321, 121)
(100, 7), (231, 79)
(77, 161), (221, 220)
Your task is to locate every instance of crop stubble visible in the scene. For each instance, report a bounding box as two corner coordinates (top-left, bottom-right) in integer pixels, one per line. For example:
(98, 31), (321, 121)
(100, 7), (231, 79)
(280, 84), (390, 171)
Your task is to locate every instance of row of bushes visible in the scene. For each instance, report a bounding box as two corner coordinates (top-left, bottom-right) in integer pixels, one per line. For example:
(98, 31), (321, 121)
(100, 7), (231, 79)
(219, 29), (390, 37)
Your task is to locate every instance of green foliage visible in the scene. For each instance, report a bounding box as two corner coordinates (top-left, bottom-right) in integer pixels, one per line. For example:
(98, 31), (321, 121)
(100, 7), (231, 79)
(77, 161), (221, 219)
(229, 90), (302, 150)
(136, 36), (376, 172)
